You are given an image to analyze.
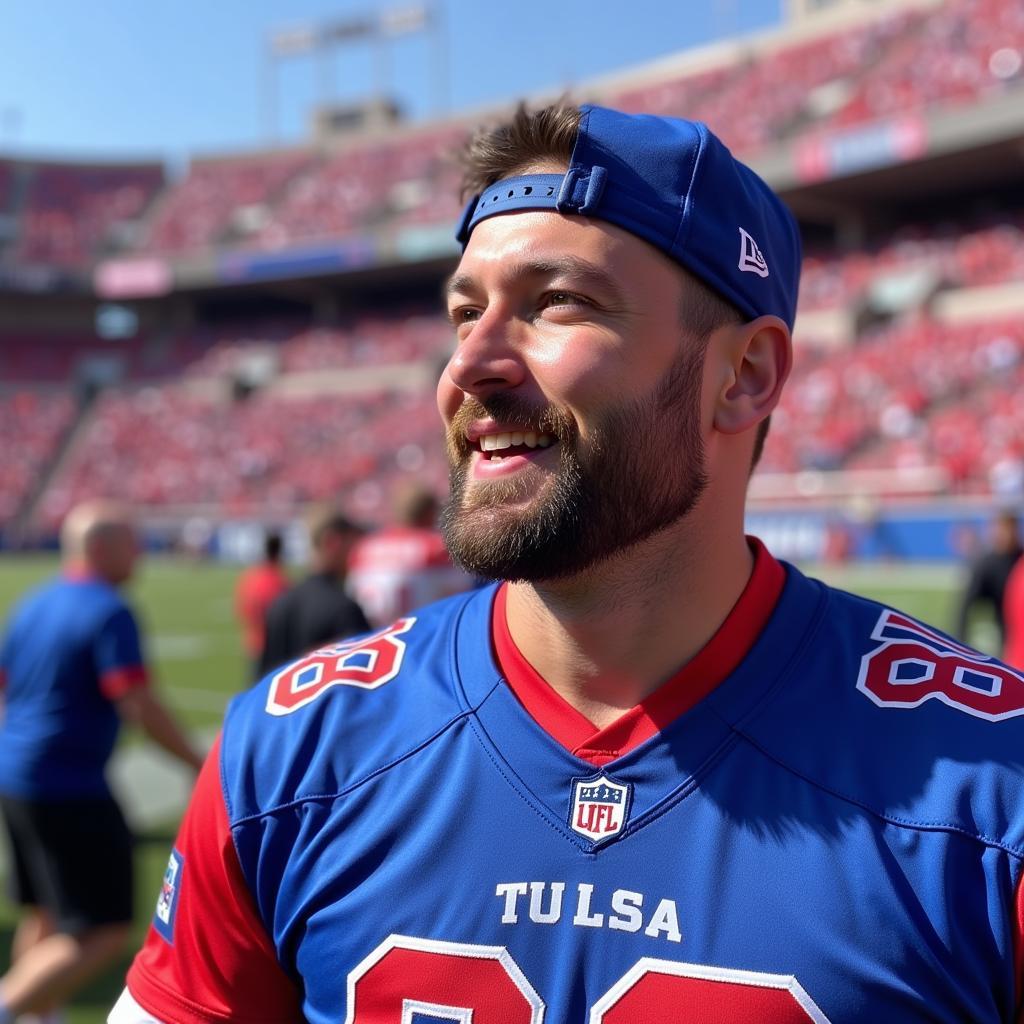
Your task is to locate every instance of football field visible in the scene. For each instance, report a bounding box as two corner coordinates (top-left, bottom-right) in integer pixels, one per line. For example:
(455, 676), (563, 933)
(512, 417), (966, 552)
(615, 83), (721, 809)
(0, 553), (971, 1022)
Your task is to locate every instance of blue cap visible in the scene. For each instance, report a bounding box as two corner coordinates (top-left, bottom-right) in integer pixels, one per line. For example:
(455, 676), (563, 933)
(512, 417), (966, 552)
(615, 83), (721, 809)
(457, 104), (802, 330)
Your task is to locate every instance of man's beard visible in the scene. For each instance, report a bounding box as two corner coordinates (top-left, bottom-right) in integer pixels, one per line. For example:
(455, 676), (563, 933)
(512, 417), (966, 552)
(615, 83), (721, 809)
(440, 342), (709, 582)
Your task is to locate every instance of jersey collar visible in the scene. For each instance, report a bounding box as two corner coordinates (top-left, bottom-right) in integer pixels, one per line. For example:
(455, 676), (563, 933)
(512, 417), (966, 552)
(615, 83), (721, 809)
(492, 537), (786, 766)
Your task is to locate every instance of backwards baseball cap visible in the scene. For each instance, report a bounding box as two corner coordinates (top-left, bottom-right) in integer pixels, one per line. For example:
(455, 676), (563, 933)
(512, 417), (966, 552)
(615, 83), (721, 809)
(457, 104), (802, 330)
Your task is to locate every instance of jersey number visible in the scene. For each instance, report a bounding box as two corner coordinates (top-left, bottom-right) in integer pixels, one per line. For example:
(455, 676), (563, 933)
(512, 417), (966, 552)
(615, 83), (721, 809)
(858, 610), (1024, 721)
(266, 618), (415, 716)
(344, 935), (832, 1023)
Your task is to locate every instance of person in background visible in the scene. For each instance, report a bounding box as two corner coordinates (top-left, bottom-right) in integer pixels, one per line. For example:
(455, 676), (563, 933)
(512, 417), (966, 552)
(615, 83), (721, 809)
(1001, 544), (1024, 670)
(234, 530), (290, 682)
(257, 506), (371, 676)
(347, 484), (472, 628)
(955, 508), (1023, 655)
(0, 500), (203, 1024)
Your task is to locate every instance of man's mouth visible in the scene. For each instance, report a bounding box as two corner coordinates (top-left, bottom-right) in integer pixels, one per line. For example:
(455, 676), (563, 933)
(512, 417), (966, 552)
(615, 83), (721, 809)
(475, 430), (556, 461)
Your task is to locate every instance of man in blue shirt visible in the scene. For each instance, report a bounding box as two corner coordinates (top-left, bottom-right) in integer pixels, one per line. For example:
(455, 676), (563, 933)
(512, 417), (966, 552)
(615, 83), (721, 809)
(0, 500), (203, 1023)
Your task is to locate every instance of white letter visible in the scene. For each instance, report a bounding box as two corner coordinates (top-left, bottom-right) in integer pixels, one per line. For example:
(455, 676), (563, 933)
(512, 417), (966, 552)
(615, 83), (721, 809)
(608, 889), (644, 933)
(528, 882), (565, 924)
(495, 882), (528, 924)
(644, 898), (682, 943)
(572, 883), (604, 928)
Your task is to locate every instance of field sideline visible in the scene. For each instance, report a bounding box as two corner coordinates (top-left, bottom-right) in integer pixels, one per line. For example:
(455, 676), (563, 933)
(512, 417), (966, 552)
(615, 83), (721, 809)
(0, 553), (974, 1022)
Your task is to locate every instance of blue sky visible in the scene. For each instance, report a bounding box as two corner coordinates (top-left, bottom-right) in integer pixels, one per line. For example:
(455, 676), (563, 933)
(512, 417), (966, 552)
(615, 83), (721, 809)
(0, 0), (779, 163)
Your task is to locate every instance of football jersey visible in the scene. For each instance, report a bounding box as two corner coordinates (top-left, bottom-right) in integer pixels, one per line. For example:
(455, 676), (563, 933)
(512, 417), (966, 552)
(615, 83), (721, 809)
(124, 547), (1024, 1023)
(0, 574), (148, 799)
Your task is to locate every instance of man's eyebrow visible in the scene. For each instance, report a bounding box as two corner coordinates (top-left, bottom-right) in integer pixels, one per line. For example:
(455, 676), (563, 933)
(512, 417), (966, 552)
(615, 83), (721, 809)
(444, 257), (625, 303)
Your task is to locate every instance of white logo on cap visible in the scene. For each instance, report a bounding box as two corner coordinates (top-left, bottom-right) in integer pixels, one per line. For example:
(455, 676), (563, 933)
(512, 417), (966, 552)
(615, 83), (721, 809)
(738, 227), (769, 278)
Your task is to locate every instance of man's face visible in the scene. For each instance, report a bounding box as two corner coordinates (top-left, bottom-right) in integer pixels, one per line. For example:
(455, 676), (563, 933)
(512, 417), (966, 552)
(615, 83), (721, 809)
(318, 528), (359, 576)
(438, 211), (711, 582)
(91, 523), (140, 585)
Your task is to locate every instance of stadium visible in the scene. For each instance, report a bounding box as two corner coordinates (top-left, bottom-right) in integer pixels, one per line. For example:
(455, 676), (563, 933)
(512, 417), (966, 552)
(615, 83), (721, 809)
(1, 0), (1023, 1018)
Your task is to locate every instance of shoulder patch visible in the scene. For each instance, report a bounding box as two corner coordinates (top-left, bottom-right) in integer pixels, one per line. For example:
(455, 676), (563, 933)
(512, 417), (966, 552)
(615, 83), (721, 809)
(857, 609), (1024, 722)
(266, 617), (416, 716)
(154, 847), (184, 944)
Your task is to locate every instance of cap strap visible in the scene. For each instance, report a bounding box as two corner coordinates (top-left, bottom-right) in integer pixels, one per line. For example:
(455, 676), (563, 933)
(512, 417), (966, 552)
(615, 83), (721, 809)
(457, 173), (565, 245)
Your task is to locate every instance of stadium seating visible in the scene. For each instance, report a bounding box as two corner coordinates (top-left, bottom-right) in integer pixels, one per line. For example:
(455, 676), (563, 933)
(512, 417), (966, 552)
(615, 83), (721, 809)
(14, 160), (164, 266)
(825, 0), (1024, 129)
(0, 0), (1015, 267)
(5, 0), (1024, 535)
(141, 151), (312, 254)
(249, 126), (465, 249)
(38, 384), (448, 529)
(0, 389), (75, 527)
(799, 211), (1024, 311)
(762, 316), (1024, 495)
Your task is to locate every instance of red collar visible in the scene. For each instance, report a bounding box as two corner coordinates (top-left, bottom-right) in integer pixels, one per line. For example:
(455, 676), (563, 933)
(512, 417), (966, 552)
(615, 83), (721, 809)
(492, 537), (786, 766)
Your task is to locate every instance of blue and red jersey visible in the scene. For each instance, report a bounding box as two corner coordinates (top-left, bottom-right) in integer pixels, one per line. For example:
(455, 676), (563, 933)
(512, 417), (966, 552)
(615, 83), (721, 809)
(0, 574), (148, 799)
(126, 544), (1024, 1022)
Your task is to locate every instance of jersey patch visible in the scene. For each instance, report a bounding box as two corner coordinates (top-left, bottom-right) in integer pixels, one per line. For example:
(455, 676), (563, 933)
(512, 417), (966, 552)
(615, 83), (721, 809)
(857, 609), (1024, 721)
(569, 773), (632, 845)
(154, 847), (184, 944)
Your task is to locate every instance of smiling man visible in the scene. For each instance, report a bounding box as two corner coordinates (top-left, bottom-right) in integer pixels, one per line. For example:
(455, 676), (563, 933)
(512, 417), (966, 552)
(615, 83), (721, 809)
(111, 105), (1024, 1024)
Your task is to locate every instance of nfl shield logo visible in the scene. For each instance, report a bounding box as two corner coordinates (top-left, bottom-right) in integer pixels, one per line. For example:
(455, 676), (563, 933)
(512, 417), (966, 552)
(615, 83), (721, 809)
(569, 774), (632, 845)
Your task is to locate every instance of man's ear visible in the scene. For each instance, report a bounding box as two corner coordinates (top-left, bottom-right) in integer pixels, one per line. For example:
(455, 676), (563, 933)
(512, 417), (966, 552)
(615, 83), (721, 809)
(712, 316), (792, 437)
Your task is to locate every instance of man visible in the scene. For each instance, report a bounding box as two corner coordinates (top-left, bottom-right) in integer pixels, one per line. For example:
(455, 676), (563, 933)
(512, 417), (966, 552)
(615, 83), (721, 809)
(347, 484), (472, 628)
(956, 509), (1023, 655)
(234, 530), (290, 681)
(112, 105), (1024, 1022)
(0, 500), (203, 1024)
(257, 506), (370, 676)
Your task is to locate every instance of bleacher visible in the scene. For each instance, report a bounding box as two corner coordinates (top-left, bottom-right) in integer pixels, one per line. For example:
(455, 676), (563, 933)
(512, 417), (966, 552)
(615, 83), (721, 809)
(0, 389), (75, 528)
(6, 159), (164, 267)
(1, 0), (1023, 535)
(37, 384), (446, 530)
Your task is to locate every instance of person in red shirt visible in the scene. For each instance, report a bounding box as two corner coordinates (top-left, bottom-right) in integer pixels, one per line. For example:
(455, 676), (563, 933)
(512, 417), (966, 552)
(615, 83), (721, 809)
(1002, 547), (1024, 670)
(234, 531), (290, 681)
(347, 485), (472, 628)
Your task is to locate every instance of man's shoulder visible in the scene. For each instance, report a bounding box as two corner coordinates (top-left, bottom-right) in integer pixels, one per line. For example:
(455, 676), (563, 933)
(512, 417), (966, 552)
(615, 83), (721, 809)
(745, 572), (1024, 855)
(9, 575), (127, 628)
(220, 586), (493, 823)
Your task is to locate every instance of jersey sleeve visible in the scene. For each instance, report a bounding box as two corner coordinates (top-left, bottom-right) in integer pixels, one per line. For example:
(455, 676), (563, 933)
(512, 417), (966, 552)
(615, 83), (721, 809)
(126, 735), (303, 1024)
(1016, 868), (1024, 1023)
(95, 606), (149, 700)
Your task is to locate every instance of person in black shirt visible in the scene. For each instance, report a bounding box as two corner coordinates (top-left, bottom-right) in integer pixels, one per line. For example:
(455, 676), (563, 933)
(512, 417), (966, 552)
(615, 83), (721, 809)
(955, 509), (1023, 655)
(258, 507), (371, 676)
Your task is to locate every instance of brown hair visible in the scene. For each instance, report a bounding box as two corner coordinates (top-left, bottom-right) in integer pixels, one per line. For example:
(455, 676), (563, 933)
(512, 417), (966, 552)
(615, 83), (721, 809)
(459, 102), (582, 200)
(458, 101), (770, 470)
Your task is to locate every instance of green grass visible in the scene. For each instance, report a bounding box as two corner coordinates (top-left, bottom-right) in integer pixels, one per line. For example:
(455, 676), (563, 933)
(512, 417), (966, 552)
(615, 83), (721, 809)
(0, 555), (252, 1023)
(0, 553), (968, 1021)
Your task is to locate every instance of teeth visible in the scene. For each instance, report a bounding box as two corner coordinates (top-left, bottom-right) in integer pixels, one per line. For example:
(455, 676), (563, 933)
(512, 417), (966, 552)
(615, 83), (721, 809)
(477, 431), (555, 451)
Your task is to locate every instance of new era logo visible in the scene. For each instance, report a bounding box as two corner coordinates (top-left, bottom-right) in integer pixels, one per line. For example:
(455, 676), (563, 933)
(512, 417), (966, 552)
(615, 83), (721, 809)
(738, 227), (769, 278)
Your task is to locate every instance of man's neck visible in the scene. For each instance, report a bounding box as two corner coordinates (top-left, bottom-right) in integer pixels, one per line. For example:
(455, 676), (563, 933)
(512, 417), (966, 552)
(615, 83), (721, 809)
(504, 521), (755, 730)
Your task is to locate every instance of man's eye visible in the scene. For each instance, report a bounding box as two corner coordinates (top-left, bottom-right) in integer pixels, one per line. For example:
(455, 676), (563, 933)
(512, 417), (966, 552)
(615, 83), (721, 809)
(544, 291), (588, 308)
(449, 307), (480, 325)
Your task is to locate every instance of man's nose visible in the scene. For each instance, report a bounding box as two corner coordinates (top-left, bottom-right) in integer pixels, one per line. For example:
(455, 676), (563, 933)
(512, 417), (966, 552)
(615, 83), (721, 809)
(445, 308), (526, 400)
